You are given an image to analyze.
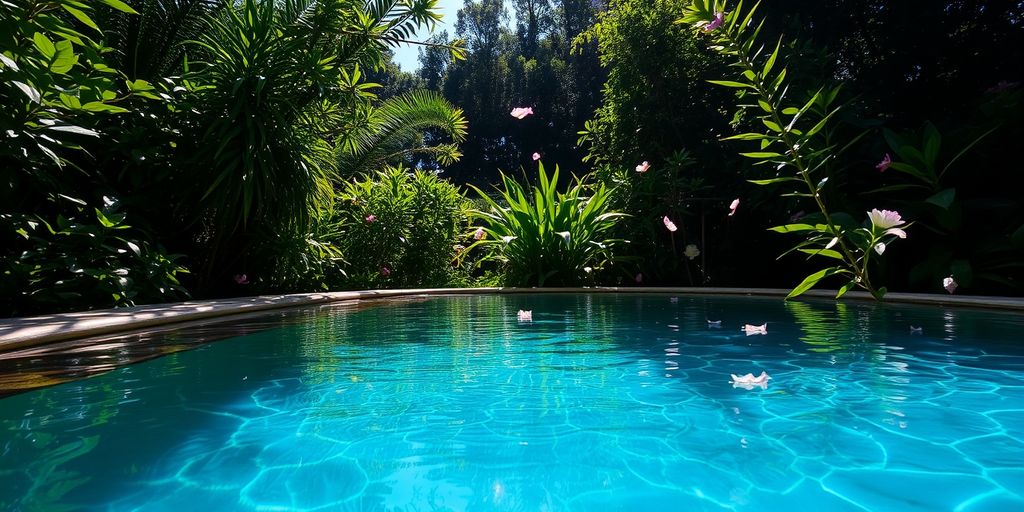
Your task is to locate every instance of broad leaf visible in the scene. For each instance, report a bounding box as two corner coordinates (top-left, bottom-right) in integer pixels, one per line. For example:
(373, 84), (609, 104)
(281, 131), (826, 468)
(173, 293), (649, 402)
(786, 267), (840, 299)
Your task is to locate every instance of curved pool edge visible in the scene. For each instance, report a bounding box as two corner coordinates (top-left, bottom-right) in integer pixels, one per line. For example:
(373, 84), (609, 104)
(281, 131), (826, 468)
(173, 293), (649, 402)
(1, 287), (1022, 352)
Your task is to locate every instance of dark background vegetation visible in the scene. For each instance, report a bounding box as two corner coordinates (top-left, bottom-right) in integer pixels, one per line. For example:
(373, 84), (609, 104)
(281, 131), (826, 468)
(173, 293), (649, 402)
(2, 0), (1022, 317)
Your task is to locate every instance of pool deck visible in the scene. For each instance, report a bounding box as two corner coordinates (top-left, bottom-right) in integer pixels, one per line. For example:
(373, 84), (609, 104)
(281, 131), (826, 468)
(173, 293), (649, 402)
(1, 287), (1022, 352)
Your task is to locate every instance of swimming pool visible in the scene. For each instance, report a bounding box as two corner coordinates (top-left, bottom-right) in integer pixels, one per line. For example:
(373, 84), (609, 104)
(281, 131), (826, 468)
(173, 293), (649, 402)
(1, 293), (1023, 510)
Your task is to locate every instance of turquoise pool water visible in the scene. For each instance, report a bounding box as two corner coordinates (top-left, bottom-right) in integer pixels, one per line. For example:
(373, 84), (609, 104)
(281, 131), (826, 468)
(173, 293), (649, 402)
(2, 294), (1023, 511)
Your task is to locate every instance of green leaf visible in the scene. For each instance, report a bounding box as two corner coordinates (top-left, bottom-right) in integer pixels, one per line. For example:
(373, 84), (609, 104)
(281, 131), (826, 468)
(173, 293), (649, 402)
(739, 151), (783, 158)
(80, 101), (129, 113)
(836, 279), (857, 298)
(762, 119), (783, 132)
(33, 32), (56, 59)
(49, 125), (99, 136)
(95, 208), (119, 228)
(768, 223), (819, 233)
(757, 99), (773, 113)
(722, 132), (771, 141)
(0, 53), (19, 71)
(799, 248), (844, 260)
(925, 188), (956, 210)
(62, 5), (100, 33)
(98, 0), (138, 14)
(786, 267), (840, 299)
(763, 38), (782, 76)
(707, 80), (753, 89)
(748, 177), (799, 185)
(50, 40), (77, 73)
(13, 81), (41, 103)
(871, 287), (888, 300)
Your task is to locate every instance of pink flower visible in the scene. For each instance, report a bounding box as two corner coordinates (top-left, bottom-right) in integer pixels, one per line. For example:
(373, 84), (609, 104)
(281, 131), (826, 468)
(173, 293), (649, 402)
(380, 266), (391, 277)
(510, 107), (534, 119)
(663, 216), (678, 232)
(473, 227), (486, 240)
(943, 276), (957, 294)
(704, 12), (725, 32)
(728, 198), (740, 216)
(867, 209), (904, 229)
(233, 274), (249, 285)
(635, 161), (651, 173)
(742, 323), (767, 336)
(532, 152), (541, 161)
(365, 214), (377, 223)
(730, 371), (771, 390)
(635, 273), (643, 284)
(876, 153), (892, 172)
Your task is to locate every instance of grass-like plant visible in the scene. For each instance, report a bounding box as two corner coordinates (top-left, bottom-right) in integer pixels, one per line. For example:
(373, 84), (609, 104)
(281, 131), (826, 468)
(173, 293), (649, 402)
(467, 163), (628, 287)
(680, 0), (908, 299)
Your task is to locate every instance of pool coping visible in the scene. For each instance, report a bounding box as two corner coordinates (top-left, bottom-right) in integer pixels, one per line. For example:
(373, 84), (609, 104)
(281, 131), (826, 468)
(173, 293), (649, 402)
(1, 287), (1022, 352)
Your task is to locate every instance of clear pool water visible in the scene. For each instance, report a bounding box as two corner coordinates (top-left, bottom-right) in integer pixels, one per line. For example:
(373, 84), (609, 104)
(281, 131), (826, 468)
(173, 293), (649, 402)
(2, 294), (1024, 511)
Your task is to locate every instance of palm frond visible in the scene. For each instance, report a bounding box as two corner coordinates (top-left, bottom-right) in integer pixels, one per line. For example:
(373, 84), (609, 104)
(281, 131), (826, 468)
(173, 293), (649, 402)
(337, 89), (468, 174)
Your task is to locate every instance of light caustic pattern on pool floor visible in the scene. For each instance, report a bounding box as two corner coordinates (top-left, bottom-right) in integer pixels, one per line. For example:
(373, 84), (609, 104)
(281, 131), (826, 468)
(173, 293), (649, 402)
(2, 295), (1024, 511)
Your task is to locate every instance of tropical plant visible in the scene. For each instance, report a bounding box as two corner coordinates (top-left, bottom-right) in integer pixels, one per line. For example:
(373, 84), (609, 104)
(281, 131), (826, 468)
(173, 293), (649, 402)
(680, 0), (908, 299)
(336, 89), (468, 175)
(335, 166), (469, 288)
(167, 0), (464, 288)
(468, 163), (628, 286)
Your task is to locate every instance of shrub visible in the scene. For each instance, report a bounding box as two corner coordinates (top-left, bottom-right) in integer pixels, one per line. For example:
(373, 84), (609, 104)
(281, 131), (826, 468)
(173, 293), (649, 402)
(0, 197), (188, 317)
(335, 167), (469, 288)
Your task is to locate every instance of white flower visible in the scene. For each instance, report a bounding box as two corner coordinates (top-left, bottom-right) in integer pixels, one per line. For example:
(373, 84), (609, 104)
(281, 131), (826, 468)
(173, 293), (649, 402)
(943, 276), (957, 294)
(684, 244), (701, 260)
(874, 242), (886, 255)
(867, 209), (905, 229)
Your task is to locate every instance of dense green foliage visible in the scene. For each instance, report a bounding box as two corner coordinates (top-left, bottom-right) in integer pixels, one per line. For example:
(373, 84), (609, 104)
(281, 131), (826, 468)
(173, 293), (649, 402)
(2, 0), (1023, 316)
(1, 0), (470, 315)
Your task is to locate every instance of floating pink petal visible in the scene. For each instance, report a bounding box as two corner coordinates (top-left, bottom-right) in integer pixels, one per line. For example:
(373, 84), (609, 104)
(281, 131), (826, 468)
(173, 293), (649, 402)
(510, 107), (534, 119)
(532, 152), (541, 161)
(943, 276), (957, 294)
(731, 371), (771, 389)
(742, 323), (767, 336)
(473, 227), (486, 240)
(233, 274), (249, 285)
(635, 161), (651, 173)
(704, 12), (725, 32)
(517, 310), (533, 322)
(876, 153), (892, 172)
(728, 198), (740, 216)
(663, 216), (678, 232)
(365, 214), (377, 223)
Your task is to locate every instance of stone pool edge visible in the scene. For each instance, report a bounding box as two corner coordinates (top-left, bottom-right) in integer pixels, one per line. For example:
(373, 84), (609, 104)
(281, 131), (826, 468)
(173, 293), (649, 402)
(2, 287), (1022, 352)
